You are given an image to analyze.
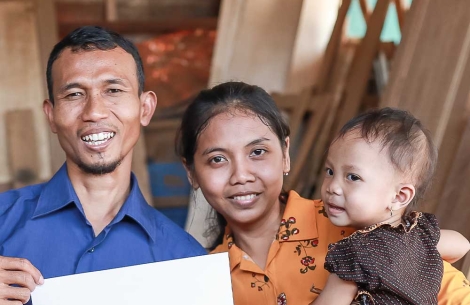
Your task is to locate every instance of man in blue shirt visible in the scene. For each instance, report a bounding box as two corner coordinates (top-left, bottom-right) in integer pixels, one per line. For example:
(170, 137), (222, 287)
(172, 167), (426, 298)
(0, 26), (206, 304)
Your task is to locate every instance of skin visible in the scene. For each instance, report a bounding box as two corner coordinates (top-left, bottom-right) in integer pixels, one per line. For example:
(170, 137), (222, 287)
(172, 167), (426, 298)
(185, 110), (290, 269)
(321, 130), (414, 229)
(0, 46), (157, 304)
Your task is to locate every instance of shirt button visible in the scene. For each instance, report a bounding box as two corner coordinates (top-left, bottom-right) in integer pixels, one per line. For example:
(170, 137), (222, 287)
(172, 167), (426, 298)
(89, 247), (95, 253)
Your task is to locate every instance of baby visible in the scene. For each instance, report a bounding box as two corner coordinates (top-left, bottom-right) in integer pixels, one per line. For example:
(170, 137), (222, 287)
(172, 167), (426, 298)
(312, 107), (470, 305)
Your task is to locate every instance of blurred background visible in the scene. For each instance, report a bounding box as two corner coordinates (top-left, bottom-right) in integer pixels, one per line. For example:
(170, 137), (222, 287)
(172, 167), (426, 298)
(1, 0), (470, 273)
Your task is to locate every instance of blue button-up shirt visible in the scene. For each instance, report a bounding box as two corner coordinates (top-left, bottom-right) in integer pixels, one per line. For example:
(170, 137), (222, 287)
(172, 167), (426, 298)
(0, 164), (206, 284)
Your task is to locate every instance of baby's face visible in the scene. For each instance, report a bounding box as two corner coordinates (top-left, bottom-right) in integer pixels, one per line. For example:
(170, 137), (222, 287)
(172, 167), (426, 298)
(321, 130), (402, 229)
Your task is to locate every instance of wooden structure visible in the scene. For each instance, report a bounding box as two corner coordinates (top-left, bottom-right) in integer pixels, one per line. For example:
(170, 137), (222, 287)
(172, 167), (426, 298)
(380, 0), (470, 272)
(275, 0), (406, 198)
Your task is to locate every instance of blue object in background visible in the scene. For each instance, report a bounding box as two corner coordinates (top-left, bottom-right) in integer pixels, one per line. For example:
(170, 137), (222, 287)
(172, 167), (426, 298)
(347, 0), (413, 43)
(147, 162), (191, 228)
(148, 162), (191, 197)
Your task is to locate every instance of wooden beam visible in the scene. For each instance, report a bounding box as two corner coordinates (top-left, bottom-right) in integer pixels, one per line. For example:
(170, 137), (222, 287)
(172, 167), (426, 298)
(105, 0), (118, 22)
(58, 18), (218, 37)
(394, 0), (406, 32)
(5, 110), (40, 189)
(333, 0), (389, 135)
(359, 0), (371, 22)
(316, 0), (352, 92)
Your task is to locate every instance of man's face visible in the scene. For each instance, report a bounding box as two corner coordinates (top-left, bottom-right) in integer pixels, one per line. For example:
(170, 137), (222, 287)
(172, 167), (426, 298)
(43, 47), (156, 175)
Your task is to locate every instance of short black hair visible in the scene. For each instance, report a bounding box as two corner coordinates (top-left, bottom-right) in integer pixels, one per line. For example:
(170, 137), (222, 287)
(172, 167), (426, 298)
(336, 107), (438, 207)
(46, 26), (145, 103)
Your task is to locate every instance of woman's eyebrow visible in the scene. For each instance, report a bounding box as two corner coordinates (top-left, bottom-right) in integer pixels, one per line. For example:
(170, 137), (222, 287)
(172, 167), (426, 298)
(246, 137), (270, 147)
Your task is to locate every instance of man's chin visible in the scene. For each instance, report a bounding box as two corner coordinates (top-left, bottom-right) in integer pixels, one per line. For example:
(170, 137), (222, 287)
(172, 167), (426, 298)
(77, 159), (122, 175)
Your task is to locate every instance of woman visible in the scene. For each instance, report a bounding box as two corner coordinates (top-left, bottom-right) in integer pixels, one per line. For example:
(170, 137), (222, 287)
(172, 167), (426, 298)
(176, 81), (470, 305)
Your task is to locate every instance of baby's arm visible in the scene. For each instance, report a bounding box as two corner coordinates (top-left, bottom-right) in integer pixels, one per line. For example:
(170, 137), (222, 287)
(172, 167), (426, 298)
(309, 273), (357, 305)
(438, 229), (470, 263)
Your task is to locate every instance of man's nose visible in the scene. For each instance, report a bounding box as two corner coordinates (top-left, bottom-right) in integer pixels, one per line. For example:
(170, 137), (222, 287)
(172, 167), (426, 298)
(81, 92), (109, 122)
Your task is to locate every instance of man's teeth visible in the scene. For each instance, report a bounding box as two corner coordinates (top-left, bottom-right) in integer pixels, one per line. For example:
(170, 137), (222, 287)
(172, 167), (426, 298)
(233, 194), (257, 201)
(81, 132), (115, 145)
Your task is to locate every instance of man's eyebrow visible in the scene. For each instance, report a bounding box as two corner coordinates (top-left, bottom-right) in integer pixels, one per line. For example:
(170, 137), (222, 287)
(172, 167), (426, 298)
(105, 78), (128, 86)
(59, 82), (81, 93)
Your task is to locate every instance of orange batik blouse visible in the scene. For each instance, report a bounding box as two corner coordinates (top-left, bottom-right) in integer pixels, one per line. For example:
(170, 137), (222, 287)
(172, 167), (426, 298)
(212, 191), (354, 305)
(211, 191), (470, 305)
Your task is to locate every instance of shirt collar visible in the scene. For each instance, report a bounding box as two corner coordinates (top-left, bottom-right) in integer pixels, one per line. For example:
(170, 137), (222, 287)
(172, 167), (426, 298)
(217, 190), (321, 271)
(33, 164), (157, 241)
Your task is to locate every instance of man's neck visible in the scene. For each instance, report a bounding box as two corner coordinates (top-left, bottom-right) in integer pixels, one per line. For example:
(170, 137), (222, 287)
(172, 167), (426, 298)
(66, 160), (133, 236)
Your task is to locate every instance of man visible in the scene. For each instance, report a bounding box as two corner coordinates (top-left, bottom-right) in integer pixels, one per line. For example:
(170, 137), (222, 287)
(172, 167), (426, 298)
(0, 26), (206, 304)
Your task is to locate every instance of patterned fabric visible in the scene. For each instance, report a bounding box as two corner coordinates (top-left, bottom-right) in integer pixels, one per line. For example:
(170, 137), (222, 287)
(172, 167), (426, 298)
(212, 191), (354, 305)
(325, 212), (443, 305)
(211, 192), (470, 305)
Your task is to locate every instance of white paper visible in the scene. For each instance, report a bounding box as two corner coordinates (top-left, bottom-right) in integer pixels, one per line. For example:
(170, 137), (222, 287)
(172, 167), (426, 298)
(31, 252), (233, 305)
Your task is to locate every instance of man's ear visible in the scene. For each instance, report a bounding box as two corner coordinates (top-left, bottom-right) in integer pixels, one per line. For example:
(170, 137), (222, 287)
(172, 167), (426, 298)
(140, 91), (157, 126)
(283, 137), (291, 174)
(182, 159), (199, 190)
(43, 99), (58, 133)
(391, 183), (415, 210)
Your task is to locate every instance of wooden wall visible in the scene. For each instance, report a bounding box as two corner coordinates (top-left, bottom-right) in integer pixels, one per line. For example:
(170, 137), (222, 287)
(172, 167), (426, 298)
(0, 0), (56, 187)
(209, 0), (340, 93)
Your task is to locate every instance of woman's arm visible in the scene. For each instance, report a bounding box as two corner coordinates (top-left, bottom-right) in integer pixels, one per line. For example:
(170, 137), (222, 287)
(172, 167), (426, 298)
(309, 273), (357, 305)
(438, 229), (470, 263)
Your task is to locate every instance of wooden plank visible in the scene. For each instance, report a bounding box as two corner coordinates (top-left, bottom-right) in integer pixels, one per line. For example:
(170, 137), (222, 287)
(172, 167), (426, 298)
(34, 0), (63, 174)
(132, 131), (152, 206)
(435, 115), (470, 271)
(380, 0), (470, 215)
(5, 110), (40, 189)
(315, 0), (352, 92)
(58, 18), (218, 38)
(394, 0), (406, 33)
(284, 94), (331, 191)
(105, 0), (118, 22)
(359, 0), (371, 22)
(333, 0), (389, 135)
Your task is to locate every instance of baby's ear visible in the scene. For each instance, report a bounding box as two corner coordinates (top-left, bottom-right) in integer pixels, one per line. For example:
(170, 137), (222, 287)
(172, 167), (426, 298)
(392, 183), (415, 210)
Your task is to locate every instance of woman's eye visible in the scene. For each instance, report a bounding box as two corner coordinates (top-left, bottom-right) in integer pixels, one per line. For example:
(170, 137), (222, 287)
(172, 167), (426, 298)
(210, 156), (226, 164)
(250, 149), (266, 157)
(347, 174), (361, 181)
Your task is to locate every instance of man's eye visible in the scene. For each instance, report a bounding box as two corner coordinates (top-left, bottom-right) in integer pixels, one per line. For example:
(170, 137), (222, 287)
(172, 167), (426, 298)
(66, 92), (82, 98)
(250, 149), (266, 157)
(325, 168), (333, 176)
(108, 88), (123, 94)
(347, 174), (361, 181)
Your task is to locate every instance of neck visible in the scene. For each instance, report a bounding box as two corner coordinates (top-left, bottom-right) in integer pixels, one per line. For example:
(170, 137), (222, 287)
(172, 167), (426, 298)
(230, 203), (284, 270)
(66, 157), (133, 236)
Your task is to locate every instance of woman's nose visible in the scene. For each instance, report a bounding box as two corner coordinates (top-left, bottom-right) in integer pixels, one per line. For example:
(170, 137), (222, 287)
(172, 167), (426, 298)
(229, 159), (255, 185)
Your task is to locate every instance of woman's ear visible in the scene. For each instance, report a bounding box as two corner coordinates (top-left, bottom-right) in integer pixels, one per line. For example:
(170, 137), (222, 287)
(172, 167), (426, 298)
(391, 183), (415, 210)
(182, 159), (199, 190)
(283, 137), (291, 174)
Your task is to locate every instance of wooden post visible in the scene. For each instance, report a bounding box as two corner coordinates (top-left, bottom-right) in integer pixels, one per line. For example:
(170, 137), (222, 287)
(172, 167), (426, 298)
(5, 110), (40, 189)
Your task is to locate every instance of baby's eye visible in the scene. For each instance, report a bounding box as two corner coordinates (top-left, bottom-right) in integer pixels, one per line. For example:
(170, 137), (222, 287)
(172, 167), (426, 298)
(347, 174), (361, 181)
(250, 149), (266, 157)
(325, 168), (333, 176)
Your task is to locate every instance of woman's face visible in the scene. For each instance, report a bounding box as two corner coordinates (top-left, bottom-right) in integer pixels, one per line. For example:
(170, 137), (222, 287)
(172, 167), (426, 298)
(187, 110), (290, 229)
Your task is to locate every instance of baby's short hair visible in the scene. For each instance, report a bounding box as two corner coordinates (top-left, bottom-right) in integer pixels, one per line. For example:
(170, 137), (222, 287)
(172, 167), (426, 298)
(337, 107), (438, 207)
